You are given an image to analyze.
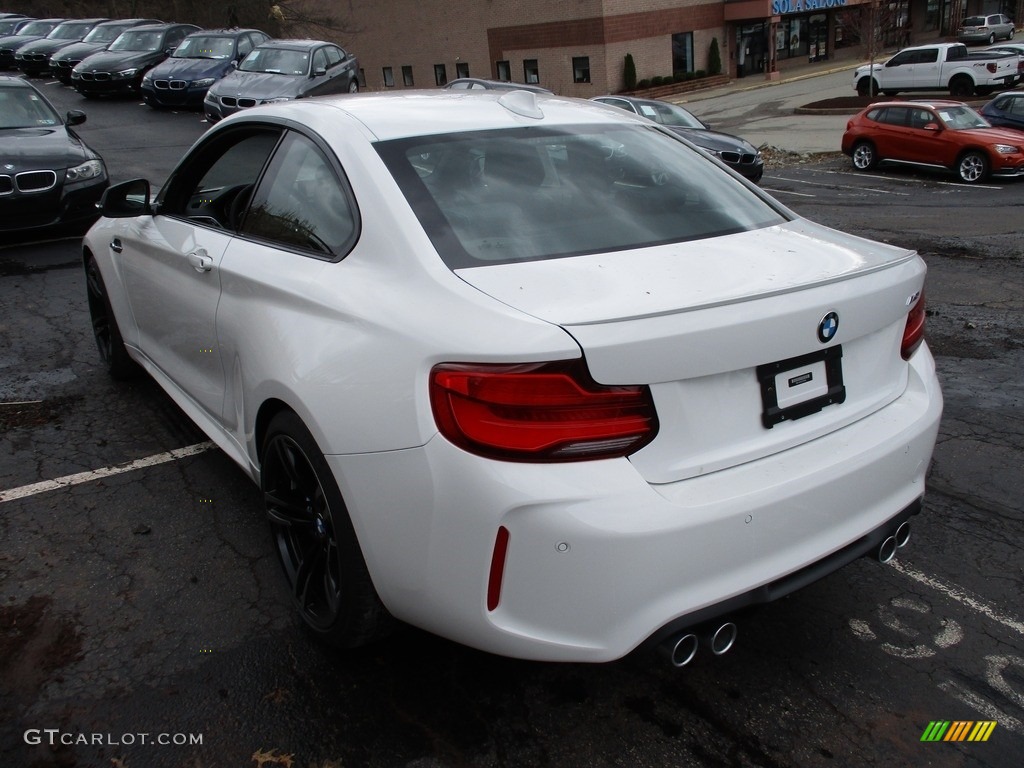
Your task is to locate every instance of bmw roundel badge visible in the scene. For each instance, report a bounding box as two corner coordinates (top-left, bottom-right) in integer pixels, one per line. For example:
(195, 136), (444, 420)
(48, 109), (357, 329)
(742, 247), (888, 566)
(818, 311), (839, 343)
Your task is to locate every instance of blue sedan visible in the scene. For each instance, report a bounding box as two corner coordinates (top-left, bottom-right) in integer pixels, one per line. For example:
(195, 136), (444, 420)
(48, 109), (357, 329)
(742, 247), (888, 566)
(980, 91), (1024, 132)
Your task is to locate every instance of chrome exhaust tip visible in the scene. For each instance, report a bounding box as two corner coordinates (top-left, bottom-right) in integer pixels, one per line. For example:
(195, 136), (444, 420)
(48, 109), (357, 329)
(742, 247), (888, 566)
(878, 535), (897, 563)
(660, 632), (699, 668)
(895, 521), (911, 549)
(706, 621), (738, 656)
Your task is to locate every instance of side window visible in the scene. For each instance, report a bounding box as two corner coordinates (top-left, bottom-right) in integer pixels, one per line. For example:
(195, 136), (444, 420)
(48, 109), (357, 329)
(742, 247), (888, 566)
(325, 45), (343, 68)
(237, 35), (254, 59)
(884, 107), (910, 126)
(886, 52), (911, 67)
(160, 128), (282, 230)
(918, 49), (938, 63)
(1011, 98), (1024, 117)
(241, 131), (358, 258)
(312, 47), (328, 74)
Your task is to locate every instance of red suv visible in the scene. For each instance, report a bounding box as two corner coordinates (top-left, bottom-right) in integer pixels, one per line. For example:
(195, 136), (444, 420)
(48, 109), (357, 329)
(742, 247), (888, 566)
(841, 99), (1024, 183)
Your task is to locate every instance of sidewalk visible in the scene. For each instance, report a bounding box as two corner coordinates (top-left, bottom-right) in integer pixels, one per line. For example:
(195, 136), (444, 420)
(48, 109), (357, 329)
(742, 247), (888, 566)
(680, 58), (862, 103)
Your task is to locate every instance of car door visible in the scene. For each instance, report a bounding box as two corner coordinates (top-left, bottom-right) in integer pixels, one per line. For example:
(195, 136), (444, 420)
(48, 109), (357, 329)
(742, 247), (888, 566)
(901, 107), (946, 164)
(881, 50), (917, 89)
(119, 126), (282, 418)
(910, 48), (940, 88)
(870, 106), (913, 160)
(215, 127), (360, 440)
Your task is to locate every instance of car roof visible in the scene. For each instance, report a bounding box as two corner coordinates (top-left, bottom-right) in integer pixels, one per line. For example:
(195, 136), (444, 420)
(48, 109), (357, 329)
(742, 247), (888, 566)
(229, 90), (643, 141)
(254, 39), (332, 51)
(185, 28), (267, 37)
(93, 18), (163, 27)
(867, 99), (967, 109)
(446, 77), (552, 93)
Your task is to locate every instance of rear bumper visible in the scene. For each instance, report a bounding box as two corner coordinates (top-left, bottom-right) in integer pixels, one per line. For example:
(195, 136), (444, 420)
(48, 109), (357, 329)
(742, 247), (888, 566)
(328, 345), (942, 662)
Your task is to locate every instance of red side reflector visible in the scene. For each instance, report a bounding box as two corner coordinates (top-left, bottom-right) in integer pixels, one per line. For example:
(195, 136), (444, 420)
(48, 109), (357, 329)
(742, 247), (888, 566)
(902, 291), (926, 360)
(429, 360), (658, 462)
(487, 526), (510, 611)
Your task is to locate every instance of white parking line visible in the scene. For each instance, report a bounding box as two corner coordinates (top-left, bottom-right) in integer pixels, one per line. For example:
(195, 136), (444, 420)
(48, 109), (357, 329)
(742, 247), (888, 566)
(889, 558), (1024, 636)
(0, 442), (214, 504)
(821, 169), (1003, 191)
(772, 175), (911, 195)
(761, 187), (816, 197)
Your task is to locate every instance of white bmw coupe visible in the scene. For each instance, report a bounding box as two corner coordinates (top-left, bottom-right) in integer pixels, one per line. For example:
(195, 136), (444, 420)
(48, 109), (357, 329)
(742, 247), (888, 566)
(83, 90), (942, 664)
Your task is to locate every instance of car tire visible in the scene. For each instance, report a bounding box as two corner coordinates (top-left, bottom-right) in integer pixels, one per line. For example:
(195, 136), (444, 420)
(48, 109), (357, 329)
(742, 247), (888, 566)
(856, 77), (877, 97)
(261, 410), (393, 649)
(84, 254), (139, 380)
(988, 33), (996, 44)
(851, 141), (878, 171)
(348, 78), (358, 94)
(956, 150), (988, 183)
(1009, 28), (1014, 39)
(949, 76), (974, 98)
(883, 90), (899, 96)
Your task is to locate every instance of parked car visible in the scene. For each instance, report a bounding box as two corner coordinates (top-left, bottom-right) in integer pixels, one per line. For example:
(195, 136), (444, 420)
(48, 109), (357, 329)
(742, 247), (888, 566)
(852, 42), (1020, 97)
(957, 14), (1016, 45)
(842, 99), (1024, 182)
(591, 94), (764, 182)
(14, 18), (109, 77)
(0, 18), (64, 70)
(980, 90), (1024, 131)
(50, 18), (162, 85)
(141, 28), (272, 109)
(83, 90), (941, 662)
(0, 16), (34, 37)
(444, 77), (553, 94)
(71, 22), (200, 98)
(203, 39), (358, 122)
(0, 75), (108, 235)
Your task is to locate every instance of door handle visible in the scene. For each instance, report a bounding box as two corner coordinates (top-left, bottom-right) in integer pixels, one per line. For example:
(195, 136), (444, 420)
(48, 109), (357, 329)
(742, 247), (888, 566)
(110, 238), (123, 253)
(187, 249), (214, 273)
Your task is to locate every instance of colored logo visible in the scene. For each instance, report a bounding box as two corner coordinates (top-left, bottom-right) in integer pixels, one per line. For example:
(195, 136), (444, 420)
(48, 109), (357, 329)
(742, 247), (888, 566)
(920, 721), (997, 742)
(817, 311), (839, 343)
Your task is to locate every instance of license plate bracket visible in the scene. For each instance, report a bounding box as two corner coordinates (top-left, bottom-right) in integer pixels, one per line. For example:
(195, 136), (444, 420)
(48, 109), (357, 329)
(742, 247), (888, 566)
(757, 346), (846, 429)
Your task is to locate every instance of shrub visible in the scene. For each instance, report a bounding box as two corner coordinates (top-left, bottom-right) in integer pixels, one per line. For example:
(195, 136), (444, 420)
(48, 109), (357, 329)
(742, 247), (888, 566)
(637, 78), (650, 89)
(696, 69), (707, 78)
(708, 37), (722, 75)
(651, 75), (665, 86)
(624, 53), (637, 91)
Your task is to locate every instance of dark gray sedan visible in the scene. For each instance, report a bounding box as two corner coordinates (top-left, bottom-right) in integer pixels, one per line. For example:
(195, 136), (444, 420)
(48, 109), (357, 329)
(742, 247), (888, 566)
(203, 39), (359, 123)
(591, 95), (764, 183)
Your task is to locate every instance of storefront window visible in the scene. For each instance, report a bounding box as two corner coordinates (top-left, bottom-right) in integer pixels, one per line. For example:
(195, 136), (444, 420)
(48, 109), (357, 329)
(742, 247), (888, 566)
(672, 32), (693, 75)
(736, 23), (766, 77)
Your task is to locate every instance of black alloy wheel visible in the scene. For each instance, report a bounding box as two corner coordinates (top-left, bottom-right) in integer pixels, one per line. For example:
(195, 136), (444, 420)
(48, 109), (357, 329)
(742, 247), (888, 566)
(84, 254), (138, 380)
(261, 411), (391, 647)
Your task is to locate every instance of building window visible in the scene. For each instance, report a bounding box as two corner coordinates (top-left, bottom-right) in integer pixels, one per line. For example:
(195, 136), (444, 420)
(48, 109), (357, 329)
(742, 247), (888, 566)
(496, 60), (511, 81)
(358, 68), (366, 88)
(456, 62), (469, 79)
(672, 32), (693, 75)
(523, 59), (539, 84)
(382, 66), (394, 87)
(402, 65), (414, 86)
(572, 56), (590, 84)
(434, 64), (447, 86)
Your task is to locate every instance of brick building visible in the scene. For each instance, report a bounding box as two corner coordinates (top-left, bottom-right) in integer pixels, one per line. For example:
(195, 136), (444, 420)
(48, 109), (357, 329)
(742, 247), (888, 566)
(335, 0), (1016, 96)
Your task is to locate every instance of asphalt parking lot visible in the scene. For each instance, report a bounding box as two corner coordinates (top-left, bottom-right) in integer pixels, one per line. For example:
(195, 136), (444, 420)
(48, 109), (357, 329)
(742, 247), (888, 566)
(1, 77), (1023, 768)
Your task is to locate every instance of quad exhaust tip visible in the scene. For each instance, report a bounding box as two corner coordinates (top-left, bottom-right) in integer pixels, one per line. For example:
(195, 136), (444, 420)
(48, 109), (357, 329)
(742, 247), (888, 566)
(660, 621), (737, 667)
(878, 521), (911, 563)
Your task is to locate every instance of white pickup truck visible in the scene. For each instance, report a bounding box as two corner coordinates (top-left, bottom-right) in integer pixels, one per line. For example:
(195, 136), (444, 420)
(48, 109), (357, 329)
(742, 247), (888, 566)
(853, 42), (1022, 98)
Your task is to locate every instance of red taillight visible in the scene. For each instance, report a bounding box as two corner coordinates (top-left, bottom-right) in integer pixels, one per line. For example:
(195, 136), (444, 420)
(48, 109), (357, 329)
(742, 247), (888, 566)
(429, 360), (658, 462)
(901, 292), (926, 360)
(987, 62), (997, 74)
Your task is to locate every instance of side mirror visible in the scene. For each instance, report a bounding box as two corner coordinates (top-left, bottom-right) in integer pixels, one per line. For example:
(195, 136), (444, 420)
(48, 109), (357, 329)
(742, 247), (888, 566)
(100, 178), (153, 218)
(923, 122), (941, 131)
(66, 110), (87, 126)
(312, 67), (326, 77)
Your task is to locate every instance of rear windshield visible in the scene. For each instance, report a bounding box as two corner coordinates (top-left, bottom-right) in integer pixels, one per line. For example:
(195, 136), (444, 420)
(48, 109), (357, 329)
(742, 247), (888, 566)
(376, 124), (786, 268)
(962, 17), (986, 25)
